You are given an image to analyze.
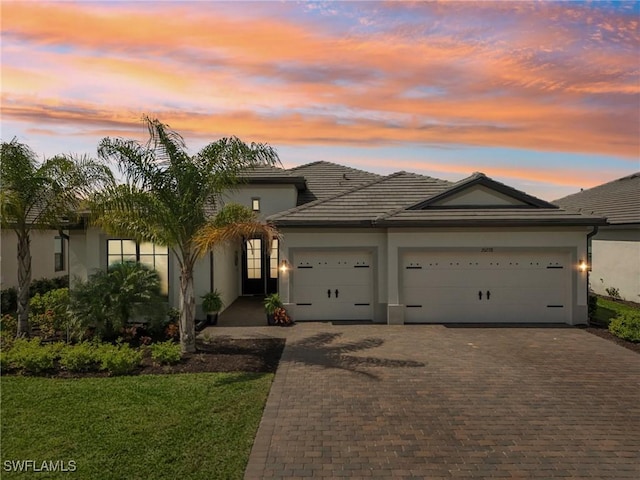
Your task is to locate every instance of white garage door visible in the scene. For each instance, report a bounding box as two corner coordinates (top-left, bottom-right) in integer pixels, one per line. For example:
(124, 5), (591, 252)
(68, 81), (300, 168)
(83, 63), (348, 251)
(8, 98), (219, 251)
(293, 251), (373, 321)
(402, 250), (570, 323)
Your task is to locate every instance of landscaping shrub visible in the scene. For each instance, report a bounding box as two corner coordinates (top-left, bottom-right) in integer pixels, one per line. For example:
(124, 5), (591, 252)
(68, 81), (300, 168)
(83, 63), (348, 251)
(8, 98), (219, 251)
(1, 287), (17, 313)
(605, 286), (621, 300)
(0, 314), (17, 349)
(588, 293), (598, 321)
(29, 288), (71, 340)
(608, 312), (640, 342)
(150, 340), (182, 365)
(7, 338), (59, 374)
(69, 262), (167, 341)
(29, 276), (69, 297)
(59, 342), (100, 372)
(96, 343), (143, 376)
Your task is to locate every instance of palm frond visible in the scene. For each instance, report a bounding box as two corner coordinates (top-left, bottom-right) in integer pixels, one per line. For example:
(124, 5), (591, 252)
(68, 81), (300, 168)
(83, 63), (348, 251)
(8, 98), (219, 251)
(192, 204), (280, 257)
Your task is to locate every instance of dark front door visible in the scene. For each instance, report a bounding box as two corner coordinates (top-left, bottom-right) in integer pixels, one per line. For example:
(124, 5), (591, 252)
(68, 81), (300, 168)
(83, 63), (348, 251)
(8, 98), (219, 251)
(242, 238), (279, 295)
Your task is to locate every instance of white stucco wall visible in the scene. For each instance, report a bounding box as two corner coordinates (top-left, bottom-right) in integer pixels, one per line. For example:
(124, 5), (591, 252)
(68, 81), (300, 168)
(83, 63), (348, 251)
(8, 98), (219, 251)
(212, 243), (241, 314)
(1, 229), (68, 289)
(222, 184), (298, 219)
(589, 227), (640, 302)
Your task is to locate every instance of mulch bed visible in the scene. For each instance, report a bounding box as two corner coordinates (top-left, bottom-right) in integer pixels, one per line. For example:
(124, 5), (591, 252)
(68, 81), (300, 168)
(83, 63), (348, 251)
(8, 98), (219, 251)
(142, 337), (286, 375)
(579, 325), (640, 354)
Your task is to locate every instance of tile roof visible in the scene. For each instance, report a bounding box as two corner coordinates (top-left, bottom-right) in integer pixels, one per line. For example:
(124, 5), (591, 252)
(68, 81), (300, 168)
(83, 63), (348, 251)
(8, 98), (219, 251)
(269, 169), (606, 228)
(241, 164), (306, 189)
(554, 173), (640, 225)
(288, 161), (382, 205)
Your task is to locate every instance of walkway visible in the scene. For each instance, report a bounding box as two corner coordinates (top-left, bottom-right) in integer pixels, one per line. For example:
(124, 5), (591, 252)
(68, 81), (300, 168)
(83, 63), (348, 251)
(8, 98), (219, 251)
(228, 323), (640, 479)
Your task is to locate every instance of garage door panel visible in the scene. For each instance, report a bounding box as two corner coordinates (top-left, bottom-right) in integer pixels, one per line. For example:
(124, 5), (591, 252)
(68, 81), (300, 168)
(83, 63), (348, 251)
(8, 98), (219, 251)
(402, 251), (570, 323)
(293, 251), (373, 321)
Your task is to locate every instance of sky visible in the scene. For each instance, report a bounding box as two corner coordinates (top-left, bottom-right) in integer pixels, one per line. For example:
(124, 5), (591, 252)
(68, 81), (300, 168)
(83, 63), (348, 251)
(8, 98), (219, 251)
(1, 0), (639, 201)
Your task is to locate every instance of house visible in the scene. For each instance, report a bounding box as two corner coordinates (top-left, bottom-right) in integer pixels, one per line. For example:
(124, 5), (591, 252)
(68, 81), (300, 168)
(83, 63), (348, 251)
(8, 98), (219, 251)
(554, 173), (640, 302)
(68, 161), (606, 325)
(1, 229), (68, 289)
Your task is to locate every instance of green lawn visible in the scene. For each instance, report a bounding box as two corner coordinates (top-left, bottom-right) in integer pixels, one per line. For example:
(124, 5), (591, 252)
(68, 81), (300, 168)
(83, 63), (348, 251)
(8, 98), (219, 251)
(1, 372), (273, 479)
(593, 296), (640, 326)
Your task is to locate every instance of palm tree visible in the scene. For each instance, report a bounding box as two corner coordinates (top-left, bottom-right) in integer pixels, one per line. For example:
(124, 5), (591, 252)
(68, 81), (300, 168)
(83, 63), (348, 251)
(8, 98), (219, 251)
(0, 139), (114, 336)
(92, 116), (280, 353)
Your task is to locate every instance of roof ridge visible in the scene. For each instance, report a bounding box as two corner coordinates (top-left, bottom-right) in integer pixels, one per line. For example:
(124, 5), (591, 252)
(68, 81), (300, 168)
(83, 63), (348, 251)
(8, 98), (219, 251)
(268, 171), (404, 221)
(287, 160), (383, 178)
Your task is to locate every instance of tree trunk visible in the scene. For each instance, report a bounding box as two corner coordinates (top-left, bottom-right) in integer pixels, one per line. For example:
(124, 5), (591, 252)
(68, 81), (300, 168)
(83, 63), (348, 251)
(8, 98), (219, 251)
(179, 257), (197, 353)
(16, 229), (31, 337)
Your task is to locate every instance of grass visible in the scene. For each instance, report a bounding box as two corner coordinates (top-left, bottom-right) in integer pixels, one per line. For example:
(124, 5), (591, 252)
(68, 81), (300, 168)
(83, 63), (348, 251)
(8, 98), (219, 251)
(1, 372), (273, 479)
(592, 296), (640, 326)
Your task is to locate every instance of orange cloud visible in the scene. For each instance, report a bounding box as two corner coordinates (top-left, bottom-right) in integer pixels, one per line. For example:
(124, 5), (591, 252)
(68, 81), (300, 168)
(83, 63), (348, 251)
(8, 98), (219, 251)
(1, 1), (638, 161)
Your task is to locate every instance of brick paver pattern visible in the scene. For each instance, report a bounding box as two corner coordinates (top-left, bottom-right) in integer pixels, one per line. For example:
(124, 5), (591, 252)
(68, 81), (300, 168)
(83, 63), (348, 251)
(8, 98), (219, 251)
(239, 324), (640, 479)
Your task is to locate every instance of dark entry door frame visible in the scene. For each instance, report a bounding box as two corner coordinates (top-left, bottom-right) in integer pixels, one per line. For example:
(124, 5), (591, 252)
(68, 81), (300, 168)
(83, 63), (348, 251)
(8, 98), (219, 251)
(241, 238), (278, 295)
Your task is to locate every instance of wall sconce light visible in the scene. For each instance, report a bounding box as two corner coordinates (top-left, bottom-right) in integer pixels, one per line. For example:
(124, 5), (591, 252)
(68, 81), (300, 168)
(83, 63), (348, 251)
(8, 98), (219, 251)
(579, 259), (588, 272)
(280, 259), (290, 273)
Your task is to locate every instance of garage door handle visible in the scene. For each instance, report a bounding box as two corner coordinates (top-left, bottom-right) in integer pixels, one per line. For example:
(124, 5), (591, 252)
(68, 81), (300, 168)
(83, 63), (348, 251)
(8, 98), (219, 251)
(478, 290), (483, 300)
(327, 289), (331, 298)
(335, 289), (339, 298)
(486, 290), (491, 300)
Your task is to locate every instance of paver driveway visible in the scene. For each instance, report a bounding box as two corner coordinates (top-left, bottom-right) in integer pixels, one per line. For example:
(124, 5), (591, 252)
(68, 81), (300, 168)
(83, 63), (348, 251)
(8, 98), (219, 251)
(236, 324), (640, 479)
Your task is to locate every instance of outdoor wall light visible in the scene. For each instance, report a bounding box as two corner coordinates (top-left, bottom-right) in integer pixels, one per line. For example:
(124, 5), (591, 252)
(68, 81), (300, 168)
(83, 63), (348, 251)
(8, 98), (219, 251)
(280, 259), (290, 273)
(578, 259), (588, 272)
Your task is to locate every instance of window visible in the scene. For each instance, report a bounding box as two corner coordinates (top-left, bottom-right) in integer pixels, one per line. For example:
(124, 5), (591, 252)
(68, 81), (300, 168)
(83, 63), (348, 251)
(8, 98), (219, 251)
(246, 238), (262, 279)
(54, 236), (65, 272)
(252, 197), (261, 212)
(269, 238), (279, 279)
(107, 239), (169, 295)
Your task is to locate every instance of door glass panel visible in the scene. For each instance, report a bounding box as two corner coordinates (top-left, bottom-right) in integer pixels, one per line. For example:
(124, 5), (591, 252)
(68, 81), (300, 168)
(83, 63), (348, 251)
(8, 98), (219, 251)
(269, 239), (279, 279)
(246, 239), (262, 279)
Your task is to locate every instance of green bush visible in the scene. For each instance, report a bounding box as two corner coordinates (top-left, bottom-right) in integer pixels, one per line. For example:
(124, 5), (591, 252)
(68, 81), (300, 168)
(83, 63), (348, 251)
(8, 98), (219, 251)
(608, 312), (640, 342)
(96, 343), (143, 376)
(29, 276), (68, 297)
(150, 340), (182, 365)
(1, 287), (17, 313)
(0, 314), (17, 349)
(59, 342), (100, 372)
(588, 294), (598, 320)
(29, 288), (71, 339)
(70, 262), (167, 341)
(7, 338), (59, 374)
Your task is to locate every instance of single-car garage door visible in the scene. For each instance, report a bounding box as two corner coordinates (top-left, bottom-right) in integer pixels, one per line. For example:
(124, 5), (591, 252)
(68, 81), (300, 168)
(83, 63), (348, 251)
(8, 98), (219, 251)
(402, 250), (570, 323)
(293, 251), (373, 321)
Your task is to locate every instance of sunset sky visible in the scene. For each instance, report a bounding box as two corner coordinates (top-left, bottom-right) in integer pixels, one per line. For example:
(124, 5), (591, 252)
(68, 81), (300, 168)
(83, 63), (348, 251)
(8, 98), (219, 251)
(1, 0), (639, 200)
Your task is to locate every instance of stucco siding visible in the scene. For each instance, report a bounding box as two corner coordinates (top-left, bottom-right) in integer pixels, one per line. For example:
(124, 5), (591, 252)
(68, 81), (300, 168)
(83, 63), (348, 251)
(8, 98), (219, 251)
(1, 229), (68, 289)
(223, 185), (298, 219)
(590, 228), (640, 301)
(212, 243), (241, 314)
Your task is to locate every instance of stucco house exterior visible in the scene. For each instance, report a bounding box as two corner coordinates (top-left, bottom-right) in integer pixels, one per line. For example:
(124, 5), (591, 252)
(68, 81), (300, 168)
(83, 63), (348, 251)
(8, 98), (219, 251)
(555, 173), (640, 302)
(1, 229), (68, 289)
(68, 161), (606, 325)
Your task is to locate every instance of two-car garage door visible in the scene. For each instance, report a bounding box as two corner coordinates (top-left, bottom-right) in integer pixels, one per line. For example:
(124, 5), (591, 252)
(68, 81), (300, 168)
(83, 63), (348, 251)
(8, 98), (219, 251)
(293, 251), (373, 321)
(402, 250), (571, 323)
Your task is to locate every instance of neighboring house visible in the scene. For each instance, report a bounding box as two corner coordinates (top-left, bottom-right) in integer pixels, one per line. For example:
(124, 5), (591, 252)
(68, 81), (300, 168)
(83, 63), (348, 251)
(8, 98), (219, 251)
(555, 173), (640, 302)
(69, 161), (605, 325)
(1, 229), (68, 289)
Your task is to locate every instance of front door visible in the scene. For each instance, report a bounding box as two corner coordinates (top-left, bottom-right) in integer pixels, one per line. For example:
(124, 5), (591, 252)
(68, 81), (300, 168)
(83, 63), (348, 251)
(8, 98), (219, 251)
(242, 238), (279, 295)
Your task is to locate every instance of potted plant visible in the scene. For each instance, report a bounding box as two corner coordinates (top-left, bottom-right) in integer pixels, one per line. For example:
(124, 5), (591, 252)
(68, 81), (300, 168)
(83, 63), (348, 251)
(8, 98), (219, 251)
(201, 290), (223, 326)
(264, 293), (283, 326)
